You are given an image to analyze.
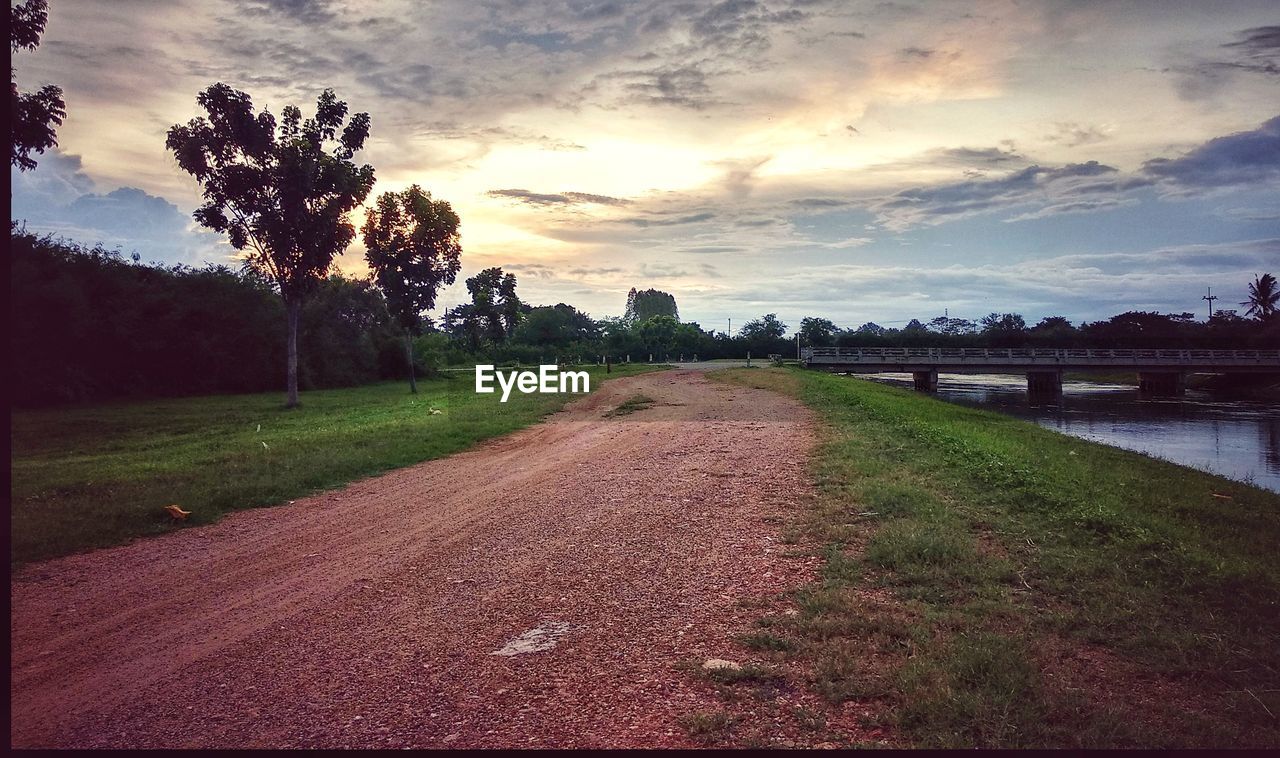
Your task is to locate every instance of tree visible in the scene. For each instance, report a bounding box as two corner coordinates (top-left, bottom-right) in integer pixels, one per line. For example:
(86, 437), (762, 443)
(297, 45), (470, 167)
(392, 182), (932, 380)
(739, 313), (788, 356)
(512, 304), (599, 348)
(979, 312), (1027, 347)
(362, 185), (462, 393)
(465, 267), (521, 342)
(636, 315), (680, 358)
(624, 287), (679, 323)
(442, 303), (485, 352)
(926, 315), (977, 336)
(166, 83), (375, 407)
(1242, 273), (1279, 320)
(798, 317), (838, 347)
(9, 0), (65, 171)
(1027, 315), (1079, 347)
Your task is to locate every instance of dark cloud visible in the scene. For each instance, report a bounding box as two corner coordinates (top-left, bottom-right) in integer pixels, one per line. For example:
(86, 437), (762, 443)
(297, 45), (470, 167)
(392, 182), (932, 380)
(931, 146), (1026, 167)
(679, 245), (746, 253)
(614, 64), (719, 110)
(1221, 26), (1280, 74)
(871, 161), (1123, 229)
(1044, 121), (1110, 148)
(487, 188), (629, 206)
(237, 0), (338, 24)
(11, 153), (226, 264)
(898, 46), (934, 59)
(621, 211), (715, 227)
(1171, 25), (1280, 100)
(790, 197), (855, 209)
(1143, 114), (1280, 193)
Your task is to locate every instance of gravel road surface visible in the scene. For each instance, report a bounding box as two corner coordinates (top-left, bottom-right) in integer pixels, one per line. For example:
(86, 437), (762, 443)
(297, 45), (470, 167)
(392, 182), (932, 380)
(10, 369), (820, 748)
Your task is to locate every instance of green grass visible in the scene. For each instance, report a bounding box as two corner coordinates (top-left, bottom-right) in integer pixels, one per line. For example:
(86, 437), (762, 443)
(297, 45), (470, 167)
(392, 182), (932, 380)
(10, 365), (664, 565)
(679, 711), (740, 746)
(603, 394), (656, 417)
(715, 367), (1280, 748)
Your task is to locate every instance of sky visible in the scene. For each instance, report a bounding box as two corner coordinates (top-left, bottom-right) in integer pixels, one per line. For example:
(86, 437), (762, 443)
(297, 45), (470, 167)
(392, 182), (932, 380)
(9, 0), (1280, 332)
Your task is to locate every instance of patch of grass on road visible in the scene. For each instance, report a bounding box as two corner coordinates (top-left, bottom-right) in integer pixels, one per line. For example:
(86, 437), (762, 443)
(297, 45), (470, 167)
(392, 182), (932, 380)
(715, 367), (1280, 748)
(603, 394), (656, 417)
(11, 365), (664, 565)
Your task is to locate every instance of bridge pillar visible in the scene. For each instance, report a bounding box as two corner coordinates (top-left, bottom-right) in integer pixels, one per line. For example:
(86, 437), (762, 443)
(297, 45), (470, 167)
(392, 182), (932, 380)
(1138, 371), (1186, 396)
(1026, 370), (1063, 397)
(912, 369), (938, 392)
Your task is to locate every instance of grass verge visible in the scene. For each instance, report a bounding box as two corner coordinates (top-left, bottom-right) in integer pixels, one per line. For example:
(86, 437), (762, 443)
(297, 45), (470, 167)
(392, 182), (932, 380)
(11, 364), (663, 565)
(715, 367), (1280, 748)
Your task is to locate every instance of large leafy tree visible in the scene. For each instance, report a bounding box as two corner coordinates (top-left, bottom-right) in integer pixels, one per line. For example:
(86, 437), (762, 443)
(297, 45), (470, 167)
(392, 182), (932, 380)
(362, 185), (462, 392)
(466, 267), (521, 342)
(624, 287), (679, 323)
(512, 304), (598, 349)
(798, 316), (839, 347)
(9, 0), (66, 171)
(738, 313), (788, 356)
(166, 83), (375, 407)
(1241, 273), (1278, 320)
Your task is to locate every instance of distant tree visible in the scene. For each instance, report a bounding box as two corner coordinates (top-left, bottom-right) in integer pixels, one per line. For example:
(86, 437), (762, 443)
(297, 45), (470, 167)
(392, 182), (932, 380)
(926, 315), (977, 336)
(465, 267), (521, 343)
(1242, 273), (1279, 320)
(362, 185), (462, 393)
(298, 275), (397, 390)
(636, 315), (680, 358)
(739, 313), (788, 356)
(512, 304), (599, 348)
(9, 0), (65, 171)
(979, 312), (1028, 347)
(1080, 311), (1194, 348)
(798, 317), (838, 347)
(442, 303), (485, 352)
(166, 83), (375, 407)
(624, 288), (679, 323)
(855, 322), (887, 335)
(1027, 315), (1079, 347)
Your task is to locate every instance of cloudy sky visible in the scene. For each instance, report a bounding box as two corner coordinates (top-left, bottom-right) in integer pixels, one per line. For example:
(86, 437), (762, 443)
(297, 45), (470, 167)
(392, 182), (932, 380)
(10, 0), (1280, 331)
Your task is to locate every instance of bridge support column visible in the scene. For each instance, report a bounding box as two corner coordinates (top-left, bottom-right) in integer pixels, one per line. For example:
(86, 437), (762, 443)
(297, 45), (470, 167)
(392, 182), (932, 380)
(1026, 370), (1063, 397)
(1138, 371), (1186, 396)
(912, 369), (938, 392)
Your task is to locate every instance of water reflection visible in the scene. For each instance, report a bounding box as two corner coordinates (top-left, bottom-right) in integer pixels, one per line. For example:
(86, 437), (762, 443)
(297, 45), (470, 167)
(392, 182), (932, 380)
(862, 373), (1280, 493)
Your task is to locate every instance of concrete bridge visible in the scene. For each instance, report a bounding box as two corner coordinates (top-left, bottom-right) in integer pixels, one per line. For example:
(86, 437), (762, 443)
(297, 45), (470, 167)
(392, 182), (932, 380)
(801, 347), (1280, 395)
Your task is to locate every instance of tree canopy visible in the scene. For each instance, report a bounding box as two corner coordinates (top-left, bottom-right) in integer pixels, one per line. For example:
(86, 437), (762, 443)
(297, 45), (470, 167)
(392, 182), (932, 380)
(362, 184), (462, 333)
(625, 287), (679, 323)
(1242, 273), (1278, 320)
(9, 0), (65, 171)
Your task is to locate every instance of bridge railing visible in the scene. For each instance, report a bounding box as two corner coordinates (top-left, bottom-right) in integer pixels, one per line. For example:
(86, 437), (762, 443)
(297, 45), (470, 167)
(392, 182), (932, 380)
(802, 347), (1280, 364)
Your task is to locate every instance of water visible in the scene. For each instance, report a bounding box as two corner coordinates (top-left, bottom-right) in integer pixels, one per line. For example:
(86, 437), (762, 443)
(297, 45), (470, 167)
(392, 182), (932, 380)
(862, 373), (1280, 493)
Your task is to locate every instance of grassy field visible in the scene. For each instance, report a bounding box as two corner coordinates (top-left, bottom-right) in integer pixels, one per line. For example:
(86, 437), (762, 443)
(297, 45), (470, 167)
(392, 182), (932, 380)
(10, 364), (663, 565)
(715, 367), (1280, 748)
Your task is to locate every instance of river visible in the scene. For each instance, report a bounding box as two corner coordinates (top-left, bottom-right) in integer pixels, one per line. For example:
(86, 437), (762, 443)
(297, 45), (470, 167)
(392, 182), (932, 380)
(862, 373), (1280, 493)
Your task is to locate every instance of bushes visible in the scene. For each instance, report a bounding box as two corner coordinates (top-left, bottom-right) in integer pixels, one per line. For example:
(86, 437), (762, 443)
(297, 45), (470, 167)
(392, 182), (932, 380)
(10, 229), (406, 405)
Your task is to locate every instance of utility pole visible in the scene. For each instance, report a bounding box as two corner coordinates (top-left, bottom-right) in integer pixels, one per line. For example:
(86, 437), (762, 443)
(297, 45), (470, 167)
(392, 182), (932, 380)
(796, 331), (801, 359)
(1202, 286), (1218, 320)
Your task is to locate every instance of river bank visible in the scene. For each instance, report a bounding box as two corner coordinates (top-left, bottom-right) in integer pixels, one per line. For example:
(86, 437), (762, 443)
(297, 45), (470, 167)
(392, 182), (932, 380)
(715, 367), (1280, 747)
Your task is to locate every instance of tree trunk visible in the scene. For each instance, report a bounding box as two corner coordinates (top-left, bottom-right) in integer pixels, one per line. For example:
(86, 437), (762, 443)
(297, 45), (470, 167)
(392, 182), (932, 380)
(285, 297), (301, 408)
(405, 331), (418, 394)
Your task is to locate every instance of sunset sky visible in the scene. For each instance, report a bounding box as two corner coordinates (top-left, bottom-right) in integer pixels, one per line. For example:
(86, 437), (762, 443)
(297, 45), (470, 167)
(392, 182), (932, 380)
(10, 0), (1280, 331)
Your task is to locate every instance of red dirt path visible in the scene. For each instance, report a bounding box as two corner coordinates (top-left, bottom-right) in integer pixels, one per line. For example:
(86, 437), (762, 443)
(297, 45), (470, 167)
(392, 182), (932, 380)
(10, 369), (825, 748)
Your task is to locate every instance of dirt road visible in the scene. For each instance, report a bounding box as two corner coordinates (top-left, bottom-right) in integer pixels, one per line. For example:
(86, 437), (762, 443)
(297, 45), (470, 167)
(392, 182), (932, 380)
(10, 369), (823, 748)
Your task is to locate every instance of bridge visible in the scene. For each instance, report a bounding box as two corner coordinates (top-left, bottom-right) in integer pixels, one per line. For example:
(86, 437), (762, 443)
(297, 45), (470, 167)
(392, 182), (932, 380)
(801, 347), (1280, 395)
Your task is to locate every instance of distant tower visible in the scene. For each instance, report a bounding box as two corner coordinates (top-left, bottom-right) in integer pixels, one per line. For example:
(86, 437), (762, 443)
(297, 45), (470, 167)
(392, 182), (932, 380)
(1202, 286), (1218, 319)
